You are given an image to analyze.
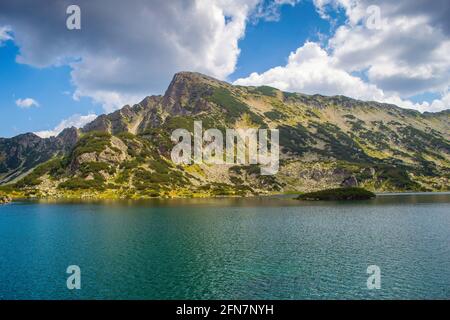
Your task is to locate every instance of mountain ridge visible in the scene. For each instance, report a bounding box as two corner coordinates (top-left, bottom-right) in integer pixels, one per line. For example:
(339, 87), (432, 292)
(3, 71), (449, 139)
(1, 71), (449, 198)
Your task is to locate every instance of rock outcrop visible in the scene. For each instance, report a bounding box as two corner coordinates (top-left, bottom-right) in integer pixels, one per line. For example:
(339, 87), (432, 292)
(341, 176), (358, 188)
(0, 194), (12, 204)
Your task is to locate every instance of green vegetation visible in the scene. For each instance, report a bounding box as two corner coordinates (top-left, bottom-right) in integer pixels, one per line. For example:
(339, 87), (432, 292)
(164, 116), (195, 132)
(282, 91), (298, 99)
(209, 88), (249, 121)
(264, 110), (286, 121)
(15, 157), (66, 188)
(116, 132), (136, 140)
(252, 86), (278, 97)
(353, 129), (391, 150)
(59, 176), (106, 190)
(399, 126), (450, 154)
(229, 164), (283, 192)
(374, 165), (421, 190)
(115, 168), (131, 184)
(304, 109), (320, 119)
(73, 131), (112, 157)
(311, 122), (372, 163)
(279, 124), (314, 155)
(297, 187), (376, 201)
(196, 182), (253, 196)
(141, 127), (174, 154)
(149, 159), (171, 174)
(80, 162), (115, 176)
(347, 119), (366, 132)
(133, 166), (187, 191)
(208, 88), (264, 125)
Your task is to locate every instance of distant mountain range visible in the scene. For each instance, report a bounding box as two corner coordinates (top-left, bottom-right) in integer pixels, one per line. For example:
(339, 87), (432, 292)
(0, 72), (449, 199)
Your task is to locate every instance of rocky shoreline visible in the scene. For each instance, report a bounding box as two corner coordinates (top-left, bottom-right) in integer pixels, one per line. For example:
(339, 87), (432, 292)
(0, 195), (12, 204)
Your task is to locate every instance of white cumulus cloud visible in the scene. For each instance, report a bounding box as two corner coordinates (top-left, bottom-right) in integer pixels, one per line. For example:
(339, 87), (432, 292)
(235, 42), (385, 99)
(15, 98), (39, 108)
(0, 0), (266, 112)
(234, 41), (448, 112)
(2, 0), (449, 113)
(0, 0), (302, 112)
(235, 0), (450, 112)
(34, 113), (97, 138)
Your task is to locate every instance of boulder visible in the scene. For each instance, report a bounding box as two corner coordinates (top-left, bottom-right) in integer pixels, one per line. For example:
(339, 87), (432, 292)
(0, 195), (12, 204)
(341, 176), (358, 188)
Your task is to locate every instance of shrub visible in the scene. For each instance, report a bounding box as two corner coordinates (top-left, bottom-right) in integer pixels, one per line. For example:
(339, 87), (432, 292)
(58, 177), (105, 190)
(73, 131), (112, 157)
(80, 162), (115, 176)
(252, 86), (278, 97)
(208, 88), (251, 122)
(15, 157), (65, 188)
(264, 111), (285, 121)
(149, 159), (170, 174)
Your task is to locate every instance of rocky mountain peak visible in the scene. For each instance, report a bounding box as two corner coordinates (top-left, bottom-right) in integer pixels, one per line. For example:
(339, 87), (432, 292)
(161, 72), (229, 115)
(168, 71), (226, 87)
(10, 132), (43, 147)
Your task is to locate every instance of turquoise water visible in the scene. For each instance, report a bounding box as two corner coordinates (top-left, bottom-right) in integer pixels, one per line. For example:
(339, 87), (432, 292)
(0, 194), (449, 300)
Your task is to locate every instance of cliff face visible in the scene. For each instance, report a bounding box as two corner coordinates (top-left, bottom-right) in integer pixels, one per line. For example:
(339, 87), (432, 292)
(1, 72), (449, 197)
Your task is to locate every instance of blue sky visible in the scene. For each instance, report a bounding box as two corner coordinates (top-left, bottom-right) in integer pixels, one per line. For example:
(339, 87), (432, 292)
(230, 1), (341, 80)
(0, 41), (101, 137)
(0, 0), (449, 138)
(0, 1), (335, 137)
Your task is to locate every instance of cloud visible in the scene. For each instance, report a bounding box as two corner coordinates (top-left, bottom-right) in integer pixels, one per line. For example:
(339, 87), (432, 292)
(234, 41), (449, 112)
(236, 0), (450, 112)
(310, 0), (450, 97)
(326, 2), (450, 97)
(315, 0), (450, 36)
(428, 91), (450, 113)
(2, 0), (448, 113)
(15, 98), (39, 108)
(34, 113), (97, 138)
(252, 0), (300, 22)
(0, 25), (12, 44)
(234, 42), (384, 98)
(0, 0), (268, 112)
